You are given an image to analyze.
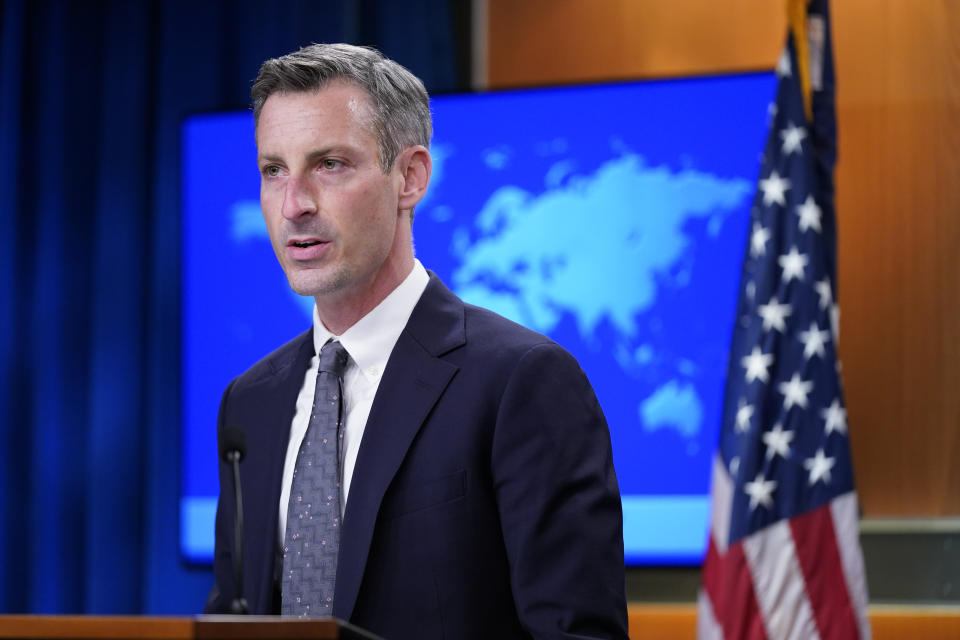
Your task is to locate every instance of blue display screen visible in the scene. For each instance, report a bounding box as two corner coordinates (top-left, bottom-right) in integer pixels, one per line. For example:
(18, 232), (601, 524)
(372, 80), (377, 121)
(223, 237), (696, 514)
(181, 72), (776, 565)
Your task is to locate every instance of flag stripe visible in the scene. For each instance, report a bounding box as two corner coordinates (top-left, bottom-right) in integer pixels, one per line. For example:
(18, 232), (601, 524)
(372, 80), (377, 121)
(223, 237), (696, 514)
(830, 493), (872, 640)
(697, 589), (724, 640)
(790, 502), (860, 640)
(703, 537), (769, 640)
(743, 521), (821, 640)
(710, 453), (733, 552)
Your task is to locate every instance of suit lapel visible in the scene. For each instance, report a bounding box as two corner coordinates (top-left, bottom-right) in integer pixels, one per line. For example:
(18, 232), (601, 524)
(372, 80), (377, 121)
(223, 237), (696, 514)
(334, 275), (465, 619)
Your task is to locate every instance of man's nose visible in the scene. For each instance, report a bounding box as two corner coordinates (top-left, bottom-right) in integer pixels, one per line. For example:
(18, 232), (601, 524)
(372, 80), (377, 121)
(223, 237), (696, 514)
(280, 176), (318, 220)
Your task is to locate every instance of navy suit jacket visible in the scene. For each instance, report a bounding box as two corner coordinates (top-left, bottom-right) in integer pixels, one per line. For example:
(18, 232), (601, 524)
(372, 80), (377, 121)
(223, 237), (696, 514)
(206, 274), (628, 640)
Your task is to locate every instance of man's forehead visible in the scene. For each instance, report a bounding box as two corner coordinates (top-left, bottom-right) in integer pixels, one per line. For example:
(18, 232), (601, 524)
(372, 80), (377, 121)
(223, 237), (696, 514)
(260, 82), (373, 123)
(256, 83), (377, 147)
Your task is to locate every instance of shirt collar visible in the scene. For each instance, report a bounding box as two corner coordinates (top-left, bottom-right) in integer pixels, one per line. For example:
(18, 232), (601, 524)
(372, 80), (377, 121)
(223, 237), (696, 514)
(311, 259), (430, 382)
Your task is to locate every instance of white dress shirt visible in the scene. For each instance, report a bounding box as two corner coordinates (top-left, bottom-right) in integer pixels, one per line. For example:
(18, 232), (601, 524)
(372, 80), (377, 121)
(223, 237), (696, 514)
(277, 260), (430, 548)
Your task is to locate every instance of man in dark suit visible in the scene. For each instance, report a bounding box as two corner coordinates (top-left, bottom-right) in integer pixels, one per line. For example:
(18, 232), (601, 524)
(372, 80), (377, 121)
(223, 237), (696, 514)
(206, 43), (628, 640)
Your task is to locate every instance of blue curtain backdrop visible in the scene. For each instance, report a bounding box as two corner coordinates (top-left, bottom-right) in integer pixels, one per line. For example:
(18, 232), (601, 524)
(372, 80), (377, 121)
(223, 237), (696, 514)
(0, 0), (463, 614)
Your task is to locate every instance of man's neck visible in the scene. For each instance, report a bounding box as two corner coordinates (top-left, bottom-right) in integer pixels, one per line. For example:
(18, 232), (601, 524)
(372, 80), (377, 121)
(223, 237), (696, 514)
(315, 256), (415, 335)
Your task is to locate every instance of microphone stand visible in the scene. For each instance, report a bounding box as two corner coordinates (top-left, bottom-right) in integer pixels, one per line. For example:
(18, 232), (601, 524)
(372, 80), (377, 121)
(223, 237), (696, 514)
(222, 428), (249, 615)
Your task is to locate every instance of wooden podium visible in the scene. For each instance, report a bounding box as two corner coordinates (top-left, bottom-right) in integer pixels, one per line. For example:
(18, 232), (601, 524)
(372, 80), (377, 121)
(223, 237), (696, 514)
(0, 616), (383, 640)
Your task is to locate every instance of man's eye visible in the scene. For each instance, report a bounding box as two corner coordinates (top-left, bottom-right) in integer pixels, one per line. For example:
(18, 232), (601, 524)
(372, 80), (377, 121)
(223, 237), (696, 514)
(264, 165), (280, 177)
(321, 159), (341, 170)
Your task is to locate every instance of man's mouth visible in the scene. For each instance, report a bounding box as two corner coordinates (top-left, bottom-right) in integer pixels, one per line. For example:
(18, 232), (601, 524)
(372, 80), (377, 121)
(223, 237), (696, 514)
(289, 238), (325, 248)
(287, 238), (330, 261)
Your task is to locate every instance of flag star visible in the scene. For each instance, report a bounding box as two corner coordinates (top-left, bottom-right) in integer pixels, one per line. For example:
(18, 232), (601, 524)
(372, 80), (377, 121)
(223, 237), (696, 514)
(759, 170), (791, 207)
(815, 278), (833, 310)
(780, 122), (807, 155)
(729, 456), (740, 478)
(804, 448), (836, 485)
(744, 473), (777, 510)
(742, 346), (774, 384)
(750, 222), (771, 257)
(776, 48), (792, 77)
(821, 399), (848, 436)
(768, 102), (778, 120)
(736, 400), (755, 433)
(746, 280), (757, 302)
(796, 195), (823, 233)
(758, 298), (793, 333)
(762, 423), (794, 460)
(778, 373), (814, 411)
(778, 247), (809, 283)
(799, 321), (830, 360)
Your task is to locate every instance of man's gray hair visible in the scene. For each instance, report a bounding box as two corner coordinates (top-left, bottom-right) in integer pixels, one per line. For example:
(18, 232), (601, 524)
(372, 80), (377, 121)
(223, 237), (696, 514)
(252, 43), (432, 172)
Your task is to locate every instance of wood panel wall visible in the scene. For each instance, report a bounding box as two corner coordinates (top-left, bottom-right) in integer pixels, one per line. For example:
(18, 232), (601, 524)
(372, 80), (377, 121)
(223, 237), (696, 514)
(487, 0), (960, 516)
(625, 604), (960, 640)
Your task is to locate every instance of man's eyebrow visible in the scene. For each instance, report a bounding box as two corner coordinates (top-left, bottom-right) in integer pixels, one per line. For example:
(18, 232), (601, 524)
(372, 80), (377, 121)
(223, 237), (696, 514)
(257, 147), (350, 166)
(257, 152), (284, 166)
(305, 147), (351, 162)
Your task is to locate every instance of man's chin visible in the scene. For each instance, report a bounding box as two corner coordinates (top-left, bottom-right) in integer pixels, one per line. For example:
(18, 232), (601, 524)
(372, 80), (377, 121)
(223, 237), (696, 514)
(286, 271), (344, 299)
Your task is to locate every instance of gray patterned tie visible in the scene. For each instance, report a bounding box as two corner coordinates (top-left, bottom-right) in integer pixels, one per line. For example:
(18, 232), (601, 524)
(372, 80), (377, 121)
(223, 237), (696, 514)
(281, 340), (349, 617)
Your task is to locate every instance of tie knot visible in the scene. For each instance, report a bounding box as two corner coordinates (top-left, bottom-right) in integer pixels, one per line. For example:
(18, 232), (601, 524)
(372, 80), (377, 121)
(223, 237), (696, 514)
(318, 340), (349, 377)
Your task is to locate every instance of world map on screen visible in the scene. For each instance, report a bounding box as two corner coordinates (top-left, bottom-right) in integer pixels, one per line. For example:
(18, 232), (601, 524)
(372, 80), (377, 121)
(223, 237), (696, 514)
(448, 152), (750, 443)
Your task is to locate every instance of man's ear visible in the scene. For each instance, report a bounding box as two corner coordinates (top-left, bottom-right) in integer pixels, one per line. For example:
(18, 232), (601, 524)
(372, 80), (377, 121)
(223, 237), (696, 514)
(396, 145), (432, 211)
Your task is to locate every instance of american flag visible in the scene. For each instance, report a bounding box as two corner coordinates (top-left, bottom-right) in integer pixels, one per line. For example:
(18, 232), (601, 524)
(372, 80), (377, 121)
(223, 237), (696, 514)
(698, 1), (871, 638)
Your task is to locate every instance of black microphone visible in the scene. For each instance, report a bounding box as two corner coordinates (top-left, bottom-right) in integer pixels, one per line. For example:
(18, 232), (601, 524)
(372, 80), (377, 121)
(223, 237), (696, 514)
(220, 427), (249, 615)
